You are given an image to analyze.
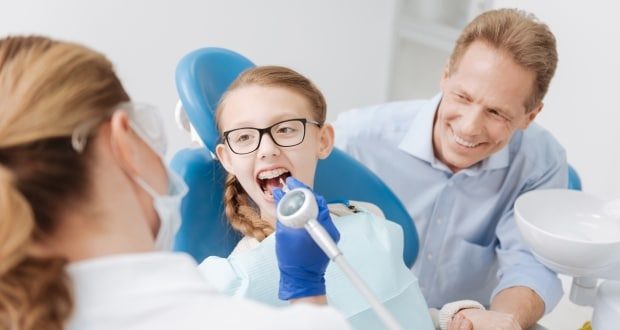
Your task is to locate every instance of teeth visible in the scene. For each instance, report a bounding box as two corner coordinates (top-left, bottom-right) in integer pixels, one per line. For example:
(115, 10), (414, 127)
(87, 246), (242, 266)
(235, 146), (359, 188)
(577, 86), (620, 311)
(453, 132), (480, 148)
(257, 168), (289, 180)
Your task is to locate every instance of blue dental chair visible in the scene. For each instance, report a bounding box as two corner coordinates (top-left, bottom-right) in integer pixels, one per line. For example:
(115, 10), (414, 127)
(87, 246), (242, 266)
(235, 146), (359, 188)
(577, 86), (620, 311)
(170, 48), (420, 267)
(568, 165), (582, 191)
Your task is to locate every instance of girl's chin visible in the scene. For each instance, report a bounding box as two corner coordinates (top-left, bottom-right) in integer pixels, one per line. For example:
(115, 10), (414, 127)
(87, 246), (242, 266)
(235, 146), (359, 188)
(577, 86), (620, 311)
(256, 205), (277, 226)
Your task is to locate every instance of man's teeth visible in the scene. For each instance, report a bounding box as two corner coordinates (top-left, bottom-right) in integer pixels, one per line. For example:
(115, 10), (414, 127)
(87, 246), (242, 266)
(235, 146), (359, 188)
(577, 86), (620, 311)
(257, 168), (289, 180)
(453, 133), (480, 148)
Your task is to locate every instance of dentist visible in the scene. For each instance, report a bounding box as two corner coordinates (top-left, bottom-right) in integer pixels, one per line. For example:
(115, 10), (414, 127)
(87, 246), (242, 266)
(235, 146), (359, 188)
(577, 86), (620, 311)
(0, 36), (348, 330)
(334, 9), (566, 330)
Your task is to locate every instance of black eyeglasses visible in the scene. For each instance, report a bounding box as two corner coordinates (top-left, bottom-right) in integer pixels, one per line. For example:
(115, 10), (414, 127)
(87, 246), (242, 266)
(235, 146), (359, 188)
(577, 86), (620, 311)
(222, 118), (322, 155)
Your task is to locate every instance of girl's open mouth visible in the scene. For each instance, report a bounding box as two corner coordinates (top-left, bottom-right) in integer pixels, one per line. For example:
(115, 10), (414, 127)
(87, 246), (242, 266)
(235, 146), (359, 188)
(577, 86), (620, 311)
(257, 168), (291, 198)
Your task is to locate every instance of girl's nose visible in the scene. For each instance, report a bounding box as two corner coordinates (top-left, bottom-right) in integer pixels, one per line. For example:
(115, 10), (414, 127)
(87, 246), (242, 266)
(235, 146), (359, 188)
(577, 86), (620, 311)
(257, 132), (280, 158)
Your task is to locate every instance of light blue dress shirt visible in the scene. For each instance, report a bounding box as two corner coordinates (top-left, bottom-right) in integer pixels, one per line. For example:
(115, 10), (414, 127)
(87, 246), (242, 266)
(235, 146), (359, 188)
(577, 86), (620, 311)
(332, 94), (566, 313)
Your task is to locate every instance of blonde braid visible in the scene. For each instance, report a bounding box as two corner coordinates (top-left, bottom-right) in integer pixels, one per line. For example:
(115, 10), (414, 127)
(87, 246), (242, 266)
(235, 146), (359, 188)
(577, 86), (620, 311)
(223, 174), (273, 241)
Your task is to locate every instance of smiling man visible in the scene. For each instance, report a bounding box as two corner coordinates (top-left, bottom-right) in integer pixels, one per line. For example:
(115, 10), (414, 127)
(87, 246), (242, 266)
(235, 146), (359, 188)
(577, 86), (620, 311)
(333, 9), (566, 330)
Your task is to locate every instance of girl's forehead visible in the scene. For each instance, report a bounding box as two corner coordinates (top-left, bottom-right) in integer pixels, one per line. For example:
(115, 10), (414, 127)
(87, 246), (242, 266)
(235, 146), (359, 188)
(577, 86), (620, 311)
(220, 86), (314, 128)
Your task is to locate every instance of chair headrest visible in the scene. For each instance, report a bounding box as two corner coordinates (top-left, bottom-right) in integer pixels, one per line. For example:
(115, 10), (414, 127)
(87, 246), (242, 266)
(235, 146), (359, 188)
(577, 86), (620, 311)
(175, 48), (255, 152)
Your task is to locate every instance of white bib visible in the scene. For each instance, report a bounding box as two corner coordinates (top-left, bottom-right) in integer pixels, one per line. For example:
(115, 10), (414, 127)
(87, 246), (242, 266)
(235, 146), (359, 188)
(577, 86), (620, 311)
(199, 206), (434, 330)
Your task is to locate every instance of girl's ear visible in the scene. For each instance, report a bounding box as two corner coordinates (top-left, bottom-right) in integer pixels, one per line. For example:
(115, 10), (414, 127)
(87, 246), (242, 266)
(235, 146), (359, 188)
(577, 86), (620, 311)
(216, 143), (235, 175)
(317, 123), (334, 159)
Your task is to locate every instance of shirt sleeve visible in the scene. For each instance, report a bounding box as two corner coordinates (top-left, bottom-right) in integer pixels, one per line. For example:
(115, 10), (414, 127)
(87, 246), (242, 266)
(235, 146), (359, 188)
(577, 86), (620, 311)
(331, 107), (362, 152)
(491, 152), (568, 314)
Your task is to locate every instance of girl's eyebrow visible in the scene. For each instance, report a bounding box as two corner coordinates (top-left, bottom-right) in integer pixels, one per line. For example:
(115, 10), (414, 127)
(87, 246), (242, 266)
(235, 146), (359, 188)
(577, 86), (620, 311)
(225, 111), (306, 129)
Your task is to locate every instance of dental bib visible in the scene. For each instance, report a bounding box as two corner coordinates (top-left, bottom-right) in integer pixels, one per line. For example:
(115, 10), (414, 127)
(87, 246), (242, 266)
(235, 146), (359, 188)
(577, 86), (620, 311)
(199, 205), (434, 330)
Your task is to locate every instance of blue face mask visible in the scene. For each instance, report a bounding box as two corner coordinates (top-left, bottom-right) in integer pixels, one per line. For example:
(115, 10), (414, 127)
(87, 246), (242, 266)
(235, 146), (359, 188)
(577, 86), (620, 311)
(134, 167), (188, 250)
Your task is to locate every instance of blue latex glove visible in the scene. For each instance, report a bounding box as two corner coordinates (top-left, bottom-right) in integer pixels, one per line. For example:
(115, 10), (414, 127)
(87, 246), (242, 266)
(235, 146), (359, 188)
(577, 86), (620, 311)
(272, 176), (340, 300)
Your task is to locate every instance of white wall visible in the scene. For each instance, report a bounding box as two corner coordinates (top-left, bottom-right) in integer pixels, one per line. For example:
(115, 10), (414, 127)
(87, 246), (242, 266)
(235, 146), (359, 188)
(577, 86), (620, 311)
(0, 0), (397, 158)
(3, 1), (616, 197)
(494, 0), (620, 199)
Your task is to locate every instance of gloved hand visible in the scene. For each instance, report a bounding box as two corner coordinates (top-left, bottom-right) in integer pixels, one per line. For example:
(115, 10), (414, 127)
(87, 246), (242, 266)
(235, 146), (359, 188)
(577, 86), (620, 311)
(272, 176), (340, 300)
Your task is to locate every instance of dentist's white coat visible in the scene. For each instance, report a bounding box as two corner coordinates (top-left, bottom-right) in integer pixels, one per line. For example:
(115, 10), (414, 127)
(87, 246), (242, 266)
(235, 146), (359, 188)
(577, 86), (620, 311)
(66, 252), (350, 330)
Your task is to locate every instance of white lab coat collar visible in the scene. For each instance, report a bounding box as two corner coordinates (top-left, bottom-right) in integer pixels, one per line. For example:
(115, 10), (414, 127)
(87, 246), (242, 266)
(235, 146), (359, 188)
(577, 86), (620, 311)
(397, 93), (510, 176)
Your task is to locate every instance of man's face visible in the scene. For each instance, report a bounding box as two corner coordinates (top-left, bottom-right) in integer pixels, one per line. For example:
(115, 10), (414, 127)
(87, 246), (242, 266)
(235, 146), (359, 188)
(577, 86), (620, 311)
(434, 41), (542, 172)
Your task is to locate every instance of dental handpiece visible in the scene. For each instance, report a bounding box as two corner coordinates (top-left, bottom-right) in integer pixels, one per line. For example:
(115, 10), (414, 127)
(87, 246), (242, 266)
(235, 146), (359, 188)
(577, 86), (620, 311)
(276, 183), (402, 330)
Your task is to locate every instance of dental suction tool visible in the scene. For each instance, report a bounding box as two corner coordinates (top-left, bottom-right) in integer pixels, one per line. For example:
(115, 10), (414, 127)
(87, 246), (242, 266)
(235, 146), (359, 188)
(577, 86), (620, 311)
(276, 185), (402, 330)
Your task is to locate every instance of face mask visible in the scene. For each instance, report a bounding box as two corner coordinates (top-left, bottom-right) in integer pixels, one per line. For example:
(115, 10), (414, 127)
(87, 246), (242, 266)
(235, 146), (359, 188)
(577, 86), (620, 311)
(72, 102), (187, 250)
(120, 103), (188, 250)
(134, 166), (189, 250)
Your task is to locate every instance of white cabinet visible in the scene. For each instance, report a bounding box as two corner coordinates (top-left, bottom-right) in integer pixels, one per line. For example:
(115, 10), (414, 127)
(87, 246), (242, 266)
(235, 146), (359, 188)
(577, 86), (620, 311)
(388, 0), (493, 100)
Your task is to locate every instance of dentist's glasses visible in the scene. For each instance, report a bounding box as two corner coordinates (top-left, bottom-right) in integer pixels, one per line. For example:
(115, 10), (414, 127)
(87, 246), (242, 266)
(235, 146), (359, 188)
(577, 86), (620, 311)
(71, 102), (167, 156)
(222, 118), (322, 155)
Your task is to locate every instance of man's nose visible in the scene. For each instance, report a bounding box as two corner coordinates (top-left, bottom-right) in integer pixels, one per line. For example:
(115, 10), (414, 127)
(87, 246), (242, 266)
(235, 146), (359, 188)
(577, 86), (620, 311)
(458, 107), (485, 136)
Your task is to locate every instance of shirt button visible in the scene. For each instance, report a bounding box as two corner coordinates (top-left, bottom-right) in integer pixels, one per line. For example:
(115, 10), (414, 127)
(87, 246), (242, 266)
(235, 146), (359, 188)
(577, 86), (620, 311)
(427, 253), (433, 260)
(447, 181), (454, 187)
(437, 218), (443, 225)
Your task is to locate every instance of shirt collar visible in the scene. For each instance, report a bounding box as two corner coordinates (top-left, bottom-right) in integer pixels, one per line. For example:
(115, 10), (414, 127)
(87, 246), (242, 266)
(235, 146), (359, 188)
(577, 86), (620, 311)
(398, 93), (510, 175)
(398, 93), (441, 164)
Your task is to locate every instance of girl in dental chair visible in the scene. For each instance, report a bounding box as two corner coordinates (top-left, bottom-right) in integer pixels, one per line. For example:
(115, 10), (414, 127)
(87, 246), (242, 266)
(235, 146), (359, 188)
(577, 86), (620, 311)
(199, 66), (435, 329)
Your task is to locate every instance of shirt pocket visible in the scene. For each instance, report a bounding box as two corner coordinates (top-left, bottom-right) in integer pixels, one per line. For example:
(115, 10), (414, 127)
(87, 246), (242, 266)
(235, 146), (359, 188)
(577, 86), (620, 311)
(440, 238), (498, 303)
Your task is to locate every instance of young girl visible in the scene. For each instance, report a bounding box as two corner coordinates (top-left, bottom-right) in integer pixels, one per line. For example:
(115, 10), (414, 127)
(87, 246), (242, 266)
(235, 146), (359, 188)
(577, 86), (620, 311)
(199, 66), (435, 329)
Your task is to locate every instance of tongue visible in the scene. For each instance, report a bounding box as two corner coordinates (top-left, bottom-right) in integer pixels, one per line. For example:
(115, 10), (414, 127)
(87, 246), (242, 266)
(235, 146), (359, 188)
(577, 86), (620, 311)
(264, 177), (283, 194)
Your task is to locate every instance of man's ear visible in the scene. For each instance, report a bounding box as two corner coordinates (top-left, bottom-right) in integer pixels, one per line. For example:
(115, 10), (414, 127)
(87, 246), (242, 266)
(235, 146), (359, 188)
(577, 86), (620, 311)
(317, 124), (335, 160)
(521, 102), (543, 129)
(440, 63), (451, 91)
(109, 111), (141, 177)
(215, 143), (235, 175)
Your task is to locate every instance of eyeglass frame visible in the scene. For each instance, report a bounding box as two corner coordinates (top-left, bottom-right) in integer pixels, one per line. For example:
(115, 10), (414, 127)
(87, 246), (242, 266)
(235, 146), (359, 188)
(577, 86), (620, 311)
(221, 118), (322, 155)
(71, 102), (166, 155)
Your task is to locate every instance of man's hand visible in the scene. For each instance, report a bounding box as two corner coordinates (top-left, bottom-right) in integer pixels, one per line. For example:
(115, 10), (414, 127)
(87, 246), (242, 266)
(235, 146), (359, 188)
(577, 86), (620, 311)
(448, 309), (521, 330)
(491, 286), (545, 329)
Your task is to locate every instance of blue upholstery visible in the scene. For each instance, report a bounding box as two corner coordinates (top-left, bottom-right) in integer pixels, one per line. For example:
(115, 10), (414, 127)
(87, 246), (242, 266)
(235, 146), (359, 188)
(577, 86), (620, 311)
(315, 149), (419, 267)
(171, 47), (420, 267)
(568, 164), (582, 191)
(171, 149), (240, 260)
(175, 47), (255, 152)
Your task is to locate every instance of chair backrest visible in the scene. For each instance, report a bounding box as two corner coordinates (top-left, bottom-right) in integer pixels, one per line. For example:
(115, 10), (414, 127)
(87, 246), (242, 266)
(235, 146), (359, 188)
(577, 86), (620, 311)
(171, 47), (420, 267)
(568, 165), (582, 191)
(171, 148), (239, 260)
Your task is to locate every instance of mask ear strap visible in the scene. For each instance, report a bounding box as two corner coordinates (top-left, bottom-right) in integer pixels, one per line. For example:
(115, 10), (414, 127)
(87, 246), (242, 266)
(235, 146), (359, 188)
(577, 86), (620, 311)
(167, 168), (189, 195)
(133, 175), (160, 198)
